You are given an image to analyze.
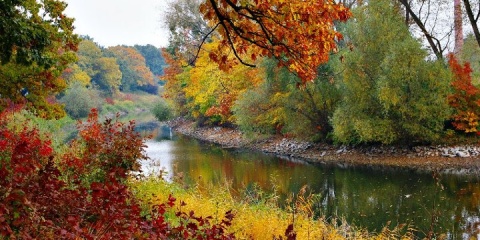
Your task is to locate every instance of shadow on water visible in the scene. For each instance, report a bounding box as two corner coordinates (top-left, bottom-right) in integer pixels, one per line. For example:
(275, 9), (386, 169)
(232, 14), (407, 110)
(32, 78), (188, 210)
(142, 126), (480, 239)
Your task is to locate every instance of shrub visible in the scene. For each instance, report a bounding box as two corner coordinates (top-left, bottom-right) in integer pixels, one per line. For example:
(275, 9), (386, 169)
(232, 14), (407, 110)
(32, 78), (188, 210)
(331, 1), (451, 144)
(60, 82), (104, 119)
(152, 100), (174, 122)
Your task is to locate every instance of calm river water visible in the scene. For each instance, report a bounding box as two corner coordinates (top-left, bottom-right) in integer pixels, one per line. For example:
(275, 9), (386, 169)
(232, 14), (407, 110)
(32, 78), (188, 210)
(141, 127), (480, 239)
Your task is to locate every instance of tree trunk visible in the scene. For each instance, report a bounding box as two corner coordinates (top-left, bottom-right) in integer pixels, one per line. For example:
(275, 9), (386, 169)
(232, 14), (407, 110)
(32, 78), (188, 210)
(397, 0), (443, 59)
(463, 0), (480, 48)
(454, 0), (463, 55)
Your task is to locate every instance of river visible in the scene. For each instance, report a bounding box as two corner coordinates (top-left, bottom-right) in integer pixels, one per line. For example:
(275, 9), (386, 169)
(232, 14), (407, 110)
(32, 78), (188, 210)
(141, 126), (480, 239)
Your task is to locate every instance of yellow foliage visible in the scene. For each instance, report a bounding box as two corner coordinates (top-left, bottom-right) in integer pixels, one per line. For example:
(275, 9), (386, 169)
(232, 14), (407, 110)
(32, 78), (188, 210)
(184, 39), (263, 123)
(132, 177), (415, 240)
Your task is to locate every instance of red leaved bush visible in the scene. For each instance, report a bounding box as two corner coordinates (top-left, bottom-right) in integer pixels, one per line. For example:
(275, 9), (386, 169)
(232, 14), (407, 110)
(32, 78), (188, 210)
(448, 54), (480, 134)
(0, 108), (235, 239)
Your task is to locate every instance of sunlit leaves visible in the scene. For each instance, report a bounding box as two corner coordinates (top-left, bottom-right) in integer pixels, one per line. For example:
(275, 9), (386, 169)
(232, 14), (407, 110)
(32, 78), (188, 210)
(199, 0), (351, 82)
(184, 40), (262, 124)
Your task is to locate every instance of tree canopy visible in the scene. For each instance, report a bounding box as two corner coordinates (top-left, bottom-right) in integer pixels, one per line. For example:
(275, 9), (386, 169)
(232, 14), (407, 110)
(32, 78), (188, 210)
(198, 0), (351, 82)
(0, 0), (78, 118)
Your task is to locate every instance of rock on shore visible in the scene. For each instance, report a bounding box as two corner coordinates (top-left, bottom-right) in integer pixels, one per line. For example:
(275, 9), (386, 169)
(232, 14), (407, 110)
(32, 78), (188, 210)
(168, 118), (480, 175)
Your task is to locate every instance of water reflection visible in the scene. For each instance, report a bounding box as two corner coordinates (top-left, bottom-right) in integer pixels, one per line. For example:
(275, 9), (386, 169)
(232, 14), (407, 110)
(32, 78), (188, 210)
(143, 130), (480, 239)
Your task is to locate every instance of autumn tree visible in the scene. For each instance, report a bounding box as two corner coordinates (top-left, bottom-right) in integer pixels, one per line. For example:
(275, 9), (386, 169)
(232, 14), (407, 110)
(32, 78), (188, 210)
(105, 46), (155, 92)
(183, 40), (262, 124)
(61, 64), (91, 87)
(332, 1), (451, 144)
(161, 50), (189, 116)
(199, 0), (351, 82)
(76, 39), (122, 94)
(0, 0), (79, 118)
(448, 54), (480, 133)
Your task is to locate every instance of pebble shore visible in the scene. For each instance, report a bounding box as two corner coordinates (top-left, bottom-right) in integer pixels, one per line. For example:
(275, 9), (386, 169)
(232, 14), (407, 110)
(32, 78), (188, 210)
(168, 119), (480, 175)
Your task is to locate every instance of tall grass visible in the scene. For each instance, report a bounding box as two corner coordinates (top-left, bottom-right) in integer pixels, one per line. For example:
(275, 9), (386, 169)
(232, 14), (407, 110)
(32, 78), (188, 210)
(131, 176), (416, 240)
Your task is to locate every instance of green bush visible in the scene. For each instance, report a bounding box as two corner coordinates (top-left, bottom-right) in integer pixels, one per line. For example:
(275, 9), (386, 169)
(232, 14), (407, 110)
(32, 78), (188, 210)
(152, 100), (173, 122)
(60, 82), (104, 119)
(331, 1), (451, 145)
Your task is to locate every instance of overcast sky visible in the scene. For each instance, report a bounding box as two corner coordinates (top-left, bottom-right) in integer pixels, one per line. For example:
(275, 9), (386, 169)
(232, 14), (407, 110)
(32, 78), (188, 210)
(64, 0), (170, 48)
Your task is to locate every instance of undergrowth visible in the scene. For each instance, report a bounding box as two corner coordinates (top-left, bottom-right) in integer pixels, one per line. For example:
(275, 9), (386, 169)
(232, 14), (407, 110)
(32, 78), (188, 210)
(131, 175), (417, 240)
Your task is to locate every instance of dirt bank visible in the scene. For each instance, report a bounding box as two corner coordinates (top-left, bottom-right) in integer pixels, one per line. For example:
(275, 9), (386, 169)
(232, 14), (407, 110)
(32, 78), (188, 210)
(168, 119), (480, 175)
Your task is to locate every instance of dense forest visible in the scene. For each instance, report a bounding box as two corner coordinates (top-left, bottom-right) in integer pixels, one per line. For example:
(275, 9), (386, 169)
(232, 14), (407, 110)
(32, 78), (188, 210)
(1, 0), (480, 239)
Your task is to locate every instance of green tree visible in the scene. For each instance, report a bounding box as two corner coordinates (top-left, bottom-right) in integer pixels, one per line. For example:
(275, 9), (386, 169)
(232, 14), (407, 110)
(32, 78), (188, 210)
(234, 58), (340, 141)
(461, 34), (480, 84)
(331, 1), (451, 144)
(0, 0), (79, 118)
(134, 44), (165, 76)
(59, 81), (104, 119)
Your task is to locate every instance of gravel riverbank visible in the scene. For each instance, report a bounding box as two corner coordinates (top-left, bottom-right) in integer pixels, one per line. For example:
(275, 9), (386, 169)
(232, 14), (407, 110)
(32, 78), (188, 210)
(168, 119), (480, 175)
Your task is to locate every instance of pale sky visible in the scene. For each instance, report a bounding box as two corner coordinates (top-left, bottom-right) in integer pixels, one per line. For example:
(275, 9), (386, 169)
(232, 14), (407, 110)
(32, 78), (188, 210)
(64, 0), (170, 48)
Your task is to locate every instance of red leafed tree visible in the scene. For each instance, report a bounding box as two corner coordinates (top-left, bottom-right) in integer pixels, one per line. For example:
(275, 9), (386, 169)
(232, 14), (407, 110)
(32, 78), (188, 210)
(448, 53), (480, 133)
(199, 0), (351, 83)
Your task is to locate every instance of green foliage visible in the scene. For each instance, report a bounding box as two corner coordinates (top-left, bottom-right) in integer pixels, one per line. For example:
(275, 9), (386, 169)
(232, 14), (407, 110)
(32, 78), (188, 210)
(0, 0), (77, 66)
(59, 82), (104, 119)
(152, 100), (174, 122)
(234, 83), (278, 135)
(0, 0), (79, 119)
(134, 44), (165, 76)
(331, 1), (451, 145)
(234, 58), (340, 141)
(461, 34), (480, 85)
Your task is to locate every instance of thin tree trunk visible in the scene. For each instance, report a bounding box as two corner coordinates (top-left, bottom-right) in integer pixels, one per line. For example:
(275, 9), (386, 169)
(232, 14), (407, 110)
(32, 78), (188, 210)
(463, 0), (480, 48)
(454, 0), (463, 55)
(397, 0), (443, 59)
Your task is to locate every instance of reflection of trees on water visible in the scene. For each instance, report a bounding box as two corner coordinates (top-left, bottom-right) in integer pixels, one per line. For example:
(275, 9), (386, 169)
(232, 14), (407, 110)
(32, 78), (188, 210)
(145, 135), (480, 238)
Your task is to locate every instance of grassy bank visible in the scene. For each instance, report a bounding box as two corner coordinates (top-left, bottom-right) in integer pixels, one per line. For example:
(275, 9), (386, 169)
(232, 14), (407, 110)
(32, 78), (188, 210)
(131, 176), (417, 239)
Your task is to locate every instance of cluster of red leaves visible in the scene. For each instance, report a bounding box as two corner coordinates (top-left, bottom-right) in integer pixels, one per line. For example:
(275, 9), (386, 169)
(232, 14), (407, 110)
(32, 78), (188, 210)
(0, 108), (235, 239)
(205, 94), (234, 123)
(448, 54), (480, 134)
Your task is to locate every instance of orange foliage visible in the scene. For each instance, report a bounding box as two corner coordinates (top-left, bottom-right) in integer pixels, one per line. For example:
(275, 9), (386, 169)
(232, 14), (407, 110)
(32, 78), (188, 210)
(199, 0), (351, 82)
(448, 53), (480, 133)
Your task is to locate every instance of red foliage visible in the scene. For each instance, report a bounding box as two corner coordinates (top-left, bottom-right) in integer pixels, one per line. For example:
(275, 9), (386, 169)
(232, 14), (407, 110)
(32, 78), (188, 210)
(105, 97), (115, 105)
(0, 108), (235, 239)
(448, 54), (480, 134)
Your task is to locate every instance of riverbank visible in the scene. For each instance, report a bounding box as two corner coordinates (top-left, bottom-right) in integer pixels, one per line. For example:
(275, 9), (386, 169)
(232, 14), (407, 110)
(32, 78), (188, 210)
(168, 118), (480, 175)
